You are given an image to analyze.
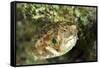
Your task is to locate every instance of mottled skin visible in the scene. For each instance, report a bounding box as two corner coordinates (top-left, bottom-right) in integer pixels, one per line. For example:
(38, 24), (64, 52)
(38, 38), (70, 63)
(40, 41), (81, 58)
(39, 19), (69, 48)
(32, 24), (78, 60)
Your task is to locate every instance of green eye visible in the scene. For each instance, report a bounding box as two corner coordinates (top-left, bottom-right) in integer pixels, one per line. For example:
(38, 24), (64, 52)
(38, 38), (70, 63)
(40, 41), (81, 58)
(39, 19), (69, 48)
(52, 38), (57, 45)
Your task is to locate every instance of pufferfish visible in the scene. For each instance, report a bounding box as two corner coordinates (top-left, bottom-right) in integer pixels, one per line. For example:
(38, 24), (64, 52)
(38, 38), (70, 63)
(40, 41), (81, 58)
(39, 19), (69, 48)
(32, 23), (78, 60)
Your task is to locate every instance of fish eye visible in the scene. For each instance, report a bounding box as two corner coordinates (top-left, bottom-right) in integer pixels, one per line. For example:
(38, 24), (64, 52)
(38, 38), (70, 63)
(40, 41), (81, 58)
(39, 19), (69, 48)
(64, 29), (66, 31)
